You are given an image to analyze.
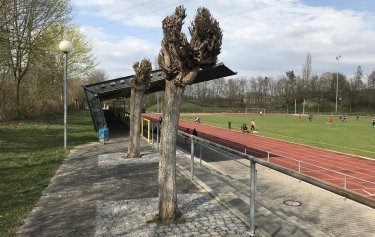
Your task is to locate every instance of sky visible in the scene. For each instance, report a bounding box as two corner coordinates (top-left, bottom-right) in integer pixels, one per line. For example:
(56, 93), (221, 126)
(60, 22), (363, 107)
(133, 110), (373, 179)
(72, 0), (375, 80)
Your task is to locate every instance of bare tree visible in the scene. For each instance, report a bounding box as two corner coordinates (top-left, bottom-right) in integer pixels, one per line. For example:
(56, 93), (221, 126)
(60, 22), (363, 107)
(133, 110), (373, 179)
(237, 78), (247, 105)
(257, 76), (268, 105)
(302, 52), (312, 82)
(226, 78), (240, 106)
(368, 70), (375, 89)
(127, 59), (152, 158)
(261, 76), (271, 105)
(367, 70), (375, 107)
(0, 0), (71, 116)
(248, 77), (258, 105)
(297, 52), (312, 101)
(158, 5), (222, 221)
(195, 81), (209, 104)
(85, 69), (108, 85)
(352, 65), (364, 92)
(277, 72), (296, 113)
(212, 78), (226, 99)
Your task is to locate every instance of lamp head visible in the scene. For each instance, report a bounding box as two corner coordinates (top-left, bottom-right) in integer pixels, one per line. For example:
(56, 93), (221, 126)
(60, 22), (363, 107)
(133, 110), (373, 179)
(59, 40), (73, 53)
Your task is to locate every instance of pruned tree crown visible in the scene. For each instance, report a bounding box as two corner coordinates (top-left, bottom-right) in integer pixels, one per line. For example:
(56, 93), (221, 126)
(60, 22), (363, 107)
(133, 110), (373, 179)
(158, 5), (222, 86)
(132, 59), (152, 90)
(189, 7), (222, 68)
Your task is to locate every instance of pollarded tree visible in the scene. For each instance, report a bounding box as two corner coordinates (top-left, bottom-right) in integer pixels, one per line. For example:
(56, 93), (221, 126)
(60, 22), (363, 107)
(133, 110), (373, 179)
(127, 59), (152, 158)
(158, 5), (222, 221)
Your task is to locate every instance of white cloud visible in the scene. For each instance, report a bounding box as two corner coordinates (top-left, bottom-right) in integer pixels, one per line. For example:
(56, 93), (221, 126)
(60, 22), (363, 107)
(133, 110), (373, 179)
(74, 0), (375, 79)
(80, 26), (159, 77)
(74, 0), (116, 7)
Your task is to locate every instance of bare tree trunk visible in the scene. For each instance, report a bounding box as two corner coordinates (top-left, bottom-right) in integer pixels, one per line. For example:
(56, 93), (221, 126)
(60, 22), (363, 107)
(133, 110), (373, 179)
(158, 80), (185, 221)
(127, 59), (151, 158)
(127, 87), (145, 158)
(157, 6), (221, 222)
(15, 79), (21, 116)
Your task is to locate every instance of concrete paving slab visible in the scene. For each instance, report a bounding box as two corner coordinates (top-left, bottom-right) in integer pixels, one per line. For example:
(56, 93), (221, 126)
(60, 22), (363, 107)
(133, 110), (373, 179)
(15, 136), (250, 237)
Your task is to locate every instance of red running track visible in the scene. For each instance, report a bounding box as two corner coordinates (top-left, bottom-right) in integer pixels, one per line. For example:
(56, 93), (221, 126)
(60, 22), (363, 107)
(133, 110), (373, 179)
(143, 114), (375, 201)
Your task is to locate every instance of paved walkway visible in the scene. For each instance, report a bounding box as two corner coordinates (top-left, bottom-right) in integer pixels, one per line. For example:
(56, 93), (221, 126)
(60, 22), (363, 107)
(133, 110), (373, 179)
(14, 111), (375, 237)
(15, 136), (249, 237)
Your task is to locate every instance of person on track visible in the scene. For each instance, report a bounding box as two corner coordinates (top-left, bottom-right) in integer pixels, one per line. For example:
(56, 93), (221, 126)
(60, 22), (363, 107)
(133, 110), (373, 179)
(241, 123), (249, 133)
(250, 119), (256, 132)
(194, 115), (200, 124)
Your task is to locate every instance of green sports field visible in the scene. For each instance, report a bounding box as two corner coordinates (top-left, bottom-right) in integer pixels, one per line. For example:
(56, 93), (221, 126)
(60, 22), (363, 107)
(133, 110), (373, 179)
(180, 113), (375, 159)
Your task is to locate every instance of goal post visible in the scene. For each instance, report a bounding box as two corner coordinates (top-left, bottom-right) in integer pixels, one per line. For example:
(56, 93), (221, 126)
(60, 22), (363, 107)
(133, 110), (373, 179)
(245, 108), (266, 116)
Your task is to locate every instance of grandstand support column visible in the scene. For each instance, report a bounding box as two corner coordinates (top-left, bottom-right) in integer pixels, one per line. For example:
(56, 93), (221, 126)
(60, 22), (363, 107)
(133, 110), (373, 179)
(248, 161), (257, 236)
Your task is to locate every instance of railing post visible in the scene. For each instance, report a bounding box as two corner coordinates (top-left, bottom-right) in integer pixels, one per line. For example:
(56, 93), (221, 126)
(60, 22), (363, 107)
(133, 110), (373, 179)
(249, 160), (256, 236)
(147, 119), (150, 144)
(344, 175), (347, 189)
(156, 124), (159, 149)
(151, 123), (154, 148)
(191, 136), (194, 181)
(298, 161), (301, 173)
(267, 152), (270, 162)
(199, 142), (202, 167)
(141, 118), (144, 136)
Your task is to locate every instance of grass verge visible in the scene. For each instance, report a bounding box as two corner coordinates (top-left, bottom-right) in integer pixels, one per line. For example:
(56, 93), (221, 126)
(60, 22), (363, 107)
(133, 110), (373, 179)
(0, 110), (97, 236)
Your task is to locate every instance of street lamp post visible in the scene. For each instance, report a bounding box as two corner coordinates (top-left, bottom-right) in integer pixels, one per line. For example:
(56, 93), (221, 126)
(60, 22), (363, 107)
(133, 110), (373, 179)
(59, 40), (73, 149)
(335, 55), (341, 113)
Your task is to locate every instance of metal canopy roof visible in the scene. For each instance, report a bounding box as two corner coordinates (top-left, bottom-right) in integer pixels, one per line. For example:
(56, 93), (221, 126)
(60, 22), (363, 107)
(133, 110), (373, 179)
(83, 63), (236, 131)
(84, 63), (236, 101)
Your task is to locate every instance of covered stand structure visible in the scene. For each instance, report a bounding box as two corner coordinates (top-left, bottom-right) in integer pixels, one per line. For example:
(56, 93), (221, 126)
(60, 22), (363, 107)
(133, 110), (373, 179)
(83, 63), (236, 131)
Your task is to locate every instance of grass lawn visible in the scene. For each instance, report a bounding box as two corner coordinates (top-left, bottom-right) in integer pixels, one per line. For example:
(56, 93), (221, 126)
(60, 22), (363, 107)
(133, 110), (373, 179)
(0, 110), (97, 236)
(180, 113), (375, 159)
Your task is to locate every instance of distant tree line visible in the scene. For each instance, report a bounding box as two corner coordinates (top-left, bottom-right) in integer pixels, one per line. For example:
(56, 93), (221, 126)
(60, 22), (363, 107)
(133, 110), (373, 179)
(184, 65), (375, 114)
(0, 0), (105, 121)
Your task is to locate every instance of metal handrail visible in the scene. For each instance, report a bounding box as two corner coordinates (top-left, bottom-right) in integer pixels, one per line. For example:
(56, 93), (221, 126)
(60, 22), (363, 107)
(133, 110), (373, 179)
(176, 130), (374, 208)
(178, 130), (375, 188)
(259, 149), (375, 189)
